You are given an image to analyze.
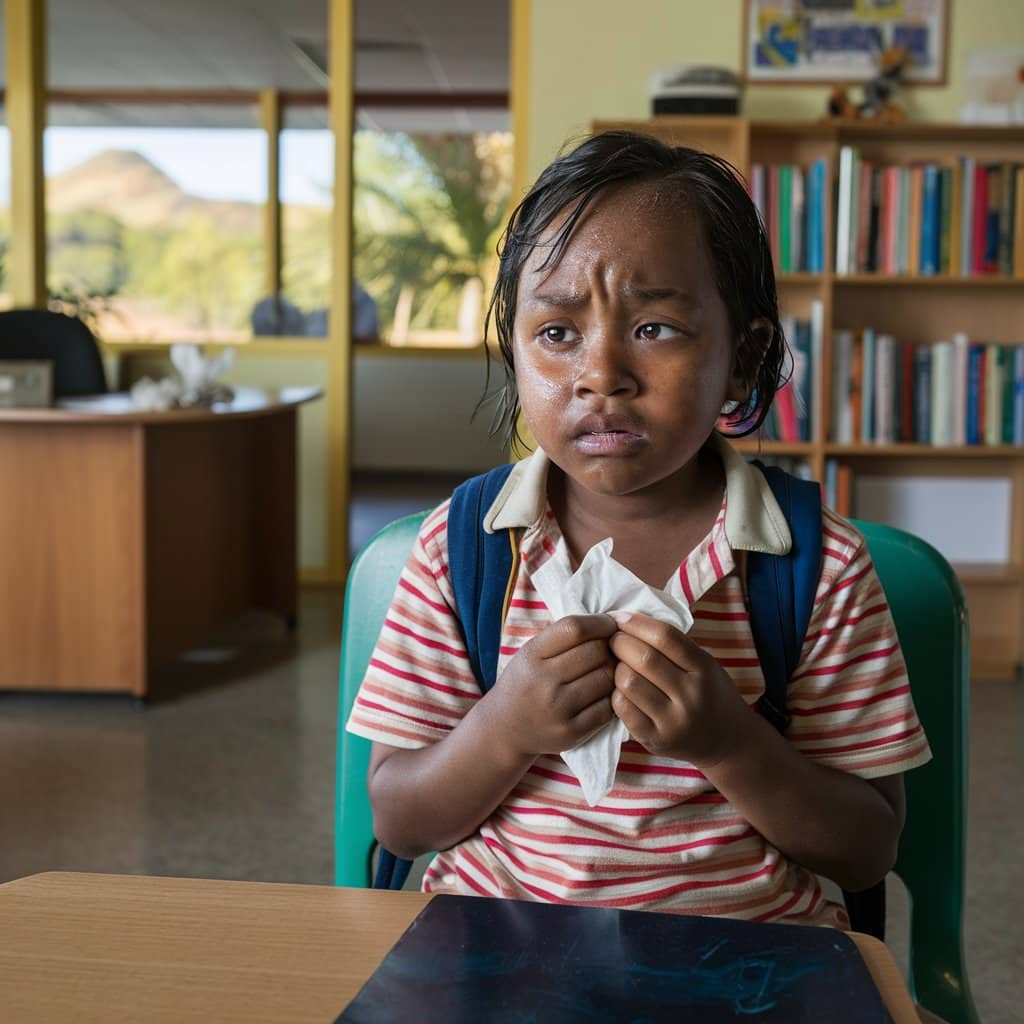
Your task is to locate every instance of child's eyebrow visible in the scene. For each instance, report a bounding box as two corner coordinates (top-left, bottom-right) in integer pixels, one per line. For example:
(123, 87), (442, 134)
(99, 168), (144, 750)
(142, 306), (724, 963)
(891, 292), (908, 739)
(526, 285), (696, 309)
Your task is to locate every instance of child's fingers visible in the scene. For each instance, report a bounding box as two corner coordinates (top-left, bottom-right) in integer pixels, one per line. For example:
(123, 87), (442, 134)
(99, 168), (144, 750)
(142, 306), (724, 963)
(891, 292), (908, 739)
(562, 664), (616, 716)
(536, 614), (617, 658)
(613, 659), (671, 718)
(610, 687), (655, 738)
(546, 636), (615, 681)
(569, 695), (615, 739)
(610, 631), (687, 698)
(609, 611), (701, 671)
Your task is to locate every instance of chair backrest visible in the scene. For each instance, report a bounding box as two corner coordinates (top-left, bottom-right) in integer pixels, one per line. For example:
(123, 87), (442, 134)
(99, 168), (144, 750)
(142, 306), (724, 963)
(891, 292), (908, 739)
(336, 512), (429, 890)
(336, 514), (977, 1023)
(0, 309), (107, 398)
(850, 520), (978, 1024)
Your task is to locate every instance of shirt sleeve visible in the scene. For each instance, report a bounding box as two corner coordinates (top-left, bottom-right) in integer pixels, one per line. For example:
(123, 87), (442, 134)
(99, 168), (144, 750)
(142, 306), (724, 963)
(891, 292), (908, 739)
(784, 508), (932, 779)
(344, 500), (482, 749)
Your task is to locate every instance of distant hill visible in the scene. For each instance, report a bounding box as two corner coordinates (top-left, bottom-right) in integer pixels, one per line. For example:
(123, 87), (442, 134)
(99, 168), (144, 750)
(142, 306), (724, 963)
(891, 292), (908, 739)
(47, 149), (263, 234)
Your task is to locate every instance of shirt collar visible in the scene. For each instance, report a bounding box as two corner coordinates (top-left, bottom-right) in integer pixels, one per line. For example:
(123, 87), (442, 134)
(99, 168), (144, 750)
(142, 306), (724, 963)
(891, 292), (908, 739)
(483, 434), (791, 556)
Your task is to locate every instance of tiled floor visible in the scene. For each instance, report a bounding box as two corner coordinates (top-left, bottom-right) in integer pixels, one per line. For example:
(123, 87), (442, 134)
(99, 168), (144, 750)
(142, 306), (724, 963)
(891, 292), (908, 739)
(2, 476), (1021, 1022)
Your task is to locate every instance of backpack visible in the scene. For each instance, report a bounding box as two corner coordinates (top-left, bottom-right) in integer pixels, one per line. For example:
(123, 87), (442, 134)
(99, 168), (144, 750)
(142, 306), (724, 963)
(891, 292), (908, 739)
(371, 462), (886, 940)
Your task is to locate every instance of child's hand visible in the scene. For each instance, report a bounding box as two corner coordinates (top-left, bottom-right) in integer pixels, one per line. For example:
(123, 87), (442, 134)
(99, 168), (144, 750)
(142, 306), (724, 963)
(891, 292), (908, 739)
(609, 612), (753, 768)
(487, 614), (618, 758)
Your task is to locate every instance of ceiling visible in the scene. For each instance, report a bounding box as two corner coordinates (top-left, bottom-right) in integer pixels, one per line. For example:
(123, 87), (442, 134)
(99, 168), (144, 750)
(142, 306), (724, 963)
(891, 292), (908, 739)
(2, 0), (510, 132)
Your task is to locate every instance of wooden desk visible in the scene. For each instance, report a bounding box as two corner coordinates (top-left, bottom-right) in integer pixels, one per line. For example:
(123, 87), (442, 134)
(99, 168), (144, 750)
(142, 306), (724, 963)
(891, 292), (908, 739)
(0, 872), (920, 1023)
(0, 388), (320, 697)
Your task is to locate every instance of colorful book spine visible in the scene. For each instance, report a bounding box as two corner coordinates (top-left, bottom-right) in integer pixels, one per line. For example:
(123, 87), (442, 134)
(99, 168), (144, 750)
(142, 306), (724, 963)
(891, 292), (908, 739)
(861, 327), (876, 443)
(920, 164), (941, 275)
(874, 333), (896, 444)
(896, 167), (910, 275)
(985, 342), (1005, 445)
(779, 165), (792, 272)
(984, 166), (1001, 274)
(914, 345), (931, 443)
(907, 165), (923, 276)
(791, 166), (805, 272)
(967, 343), (986, 445)
(998, 162), (1016, 277)
(948, 160), (962, 278)
(1015, 167), (1024, 280)
(930, 341), (953, 446)
(939, 164), (954, 275)
(836, 147), (855, 275)
(900, 341), (915, 443)
(1014, 347), (1024, 445)
(952, 332), (969, 446)
(808, 159), (826, 273)
(971, 164), (989, 275)
(960, 156), (975, 276)
(857, 161), (873, 273)
(769, 164), (780, 267)
(832, 329), (855, 443)
(810, 299), (824, 439)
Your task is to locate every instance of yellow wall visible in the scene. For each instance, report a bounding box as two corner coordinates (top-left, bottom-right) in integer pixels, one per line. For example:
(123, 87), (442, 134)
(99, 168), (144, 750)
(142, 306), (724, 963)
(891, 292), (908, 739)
(526, 0), (1024, 178)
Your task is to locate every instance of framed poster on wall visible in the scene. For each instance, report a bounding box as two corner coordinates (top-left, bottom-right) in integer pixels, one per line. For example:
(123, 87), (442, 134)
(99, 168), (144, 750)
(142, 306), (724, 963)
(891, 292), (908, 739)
(743, 0), (948, 85)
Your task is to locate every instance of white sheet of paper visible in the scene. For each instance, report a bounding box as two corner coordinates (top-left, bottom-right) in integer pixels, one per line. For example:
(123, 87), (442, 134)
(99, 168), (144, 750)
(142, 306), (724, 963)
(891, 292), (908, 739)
(530, 537), (694, 806)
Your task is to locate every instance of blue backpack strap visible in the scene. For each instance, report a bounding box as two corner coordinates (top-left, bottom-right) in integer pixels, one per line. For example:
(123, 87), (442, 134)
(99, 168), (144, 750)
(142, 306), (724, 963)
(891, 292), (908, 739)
(447, 463), (517, 692)
(371, 464), (516, 891)
(748, 463), (823, 733)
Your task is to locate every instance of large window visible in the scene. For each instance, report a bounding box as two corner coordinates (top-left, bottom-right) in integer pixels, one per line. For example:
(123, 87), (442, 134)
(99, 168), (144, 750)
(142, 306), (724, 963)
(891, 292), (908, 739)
(353, 129), (512, 347)
(275, 104), (333, 338)
(45, 106), (267, 343)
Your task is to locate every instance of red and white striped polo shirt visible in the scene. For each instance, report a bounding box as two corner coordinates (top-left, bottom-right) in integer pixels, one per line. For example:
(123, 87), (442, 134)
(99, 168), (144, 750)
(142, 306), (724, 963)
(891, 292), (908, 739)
(346, 436), (931, 927)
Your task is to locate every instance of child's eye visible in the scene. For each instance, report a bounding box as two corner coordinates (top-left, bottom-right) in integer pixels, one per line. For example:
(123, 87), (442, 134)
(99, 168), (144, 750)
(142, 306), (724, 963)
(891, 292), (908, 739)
(637, 323), (683, 341)
(541, 325), (579, 344)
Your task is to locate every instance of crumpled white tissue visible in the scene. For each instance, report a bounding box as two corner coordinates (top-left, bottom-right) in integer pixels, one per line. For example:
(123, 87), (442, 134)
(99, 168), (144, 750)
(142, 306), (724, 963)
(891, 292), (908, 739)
(530, 537), (693, 806)
(129, 344), (236, 411)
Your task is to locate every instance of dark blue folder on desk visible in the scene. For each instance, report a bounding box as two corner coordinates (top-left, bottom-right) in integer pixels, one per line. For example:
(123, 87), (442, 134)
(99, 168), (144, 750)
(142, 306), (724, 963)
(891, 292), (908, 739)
(338, 894), (893, 1023)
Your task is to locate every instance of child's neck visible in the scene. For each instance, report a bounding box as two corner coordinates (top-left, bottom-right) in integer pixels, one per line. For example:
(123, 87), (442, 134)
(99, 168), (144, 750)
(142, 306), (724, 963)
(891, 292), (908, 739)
(549, 448), (725, 588)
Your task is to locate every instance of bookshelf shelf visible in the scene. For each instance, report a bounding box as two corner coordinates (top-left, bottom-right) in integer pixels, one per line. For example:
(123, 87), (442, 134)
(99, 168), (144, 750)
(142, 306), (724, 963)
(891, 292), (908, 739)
(834, 275), (1024, 288)
(595, 117), (1024, 680)
(826, 444), (1024, 457)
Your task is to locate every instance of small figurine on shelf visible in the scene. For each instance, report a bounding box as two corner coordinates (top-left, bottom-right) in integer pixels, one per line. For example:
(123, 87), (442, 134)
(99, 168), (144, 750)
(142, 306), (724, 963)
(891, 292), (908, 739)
(825, 45), (911, 123)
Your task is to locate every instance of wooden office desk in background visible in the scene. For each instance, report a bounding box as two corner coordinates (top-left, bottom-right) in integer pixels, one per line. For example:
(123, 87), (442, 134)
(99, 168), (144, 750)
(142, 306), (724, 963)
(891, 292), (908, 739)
(0, 872), (920, 1023)
(0, 388), (320, 698)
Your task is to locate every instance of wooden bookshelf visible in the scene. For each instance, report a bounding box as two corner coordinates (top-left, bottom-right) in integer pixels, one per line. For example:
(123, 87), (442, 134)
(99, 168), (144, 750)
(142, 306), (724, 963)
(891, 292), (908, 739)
(593, 117), (1024, 680)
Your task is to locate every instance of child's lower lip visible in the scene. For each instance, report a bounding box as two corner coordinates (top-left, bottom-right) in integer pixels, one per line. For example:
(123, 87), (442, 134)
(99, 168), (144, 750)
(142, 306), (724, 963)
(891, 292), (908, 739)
(574, 431), (644, 454)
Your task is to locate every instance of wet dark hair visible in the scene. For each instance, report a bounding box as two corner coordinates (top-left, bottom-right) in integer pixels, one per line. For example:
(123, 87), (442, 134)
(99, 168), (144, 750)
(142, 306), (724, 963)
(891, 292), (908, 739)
(481, 130), (787, 449)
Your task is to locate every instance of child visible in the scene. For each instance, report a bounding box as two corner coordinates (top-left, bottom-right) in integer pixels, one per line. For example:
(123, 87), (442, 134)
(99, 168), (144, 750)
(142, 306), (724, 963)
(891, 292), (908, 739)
(346, 131), (931, 927)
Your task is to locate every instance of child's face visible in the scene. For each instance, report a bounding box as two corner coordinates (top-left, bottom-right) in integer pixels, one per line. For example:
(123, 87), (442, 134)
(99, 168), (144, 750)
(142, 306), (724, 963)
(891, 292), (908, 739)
(512, 182), (750, 499)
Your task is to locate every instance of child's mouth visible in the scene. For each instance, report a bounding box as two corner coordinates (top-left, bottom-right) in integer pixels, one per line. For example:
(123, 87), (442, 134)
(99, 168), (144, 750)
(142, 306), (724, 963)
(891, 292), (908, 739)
(575, 430), (644, 455)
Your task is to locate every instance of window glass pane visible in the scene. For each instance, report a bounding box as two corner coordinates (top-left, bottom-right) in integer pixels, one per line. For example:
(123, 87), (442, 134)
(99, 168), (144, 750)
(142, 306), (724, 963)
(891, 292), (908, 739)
(45, 106), (266, 343)
(354, 129), (512, 348)
(277, 104), (333, 338)
(0, 0), (10, 311)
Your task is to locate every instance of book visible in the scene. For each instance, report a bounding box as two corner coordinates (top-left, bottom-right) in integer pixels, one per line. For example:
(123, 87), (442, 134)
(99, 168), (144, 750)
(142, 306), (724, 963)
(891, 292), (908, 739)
(792, 318), (813, 441)
(857, 160), (874, 273)
(861, 327), (876, 443)
(914, 345), (931, 443)
(984, 166), (1001, 274)
(779, 165), (793, 272)
(971, 163), (989, 275)
(938, 164), (953, 275)
(836, 146), (856, 275)
(896, 167), (911, 276)
(836, 464), (854, 516)
(967, 343), (986, 446)
(920, 164), (941, 275)
(947, 160), (962, 278)
(959, 156), (975, 276)
(833, 329), (855, 443)
(874, 333), (896, 444)
(986, 342), (1005, 445)
(867, 166), (882, 273)
(907, 165), (923, 276)
(1015, 166), (1024, 279)
(791, 165), (805, 272)
(881, 167), (898, 275)
(336, 894), (897, 1024)
(851, 332), (865, 442)
(930, 341), (953, 446)
(810, 298), (825, 438)
(952, 332), (970, 447)
(998, 162), (1016, 277)
(808, 159), (826, 273)
(1014, 346), (1024, 445)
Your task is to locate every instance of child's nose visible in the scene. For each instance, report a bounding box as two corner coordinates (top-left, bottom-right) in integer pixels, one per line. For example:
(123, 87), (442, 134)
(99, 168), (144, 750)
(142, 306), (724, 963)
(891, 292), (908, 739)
(573, 334), (638, 399)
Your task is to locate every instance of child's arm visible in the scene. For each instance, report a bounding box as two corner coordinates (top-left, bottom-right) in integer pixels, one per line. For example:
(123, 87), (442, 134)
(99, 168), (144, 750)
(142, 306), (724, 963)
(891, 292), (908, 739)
(367, 614), (617, 860)
(610, 612), (904, 893)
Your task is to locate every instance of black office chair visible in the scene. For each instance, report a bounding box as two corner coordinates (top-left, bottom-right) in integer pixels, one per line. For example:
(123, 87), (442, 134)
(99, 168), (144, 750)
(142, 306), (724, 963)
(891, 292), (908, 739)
(0, 309), (108, 398)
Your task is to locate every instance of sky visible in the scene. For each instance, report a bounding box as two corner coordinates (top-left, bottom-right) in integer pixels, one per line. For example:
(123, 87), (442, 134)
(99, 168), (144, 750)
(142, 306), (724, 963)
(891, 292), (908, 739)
(0, 126), (335, 207)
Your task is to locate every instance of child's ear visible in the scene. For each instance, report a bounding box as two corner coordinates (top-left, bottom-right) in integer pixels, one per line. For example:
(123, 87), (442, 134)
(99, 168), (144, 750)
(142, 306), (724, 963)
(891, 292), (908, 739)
(727, 318), (774, 402)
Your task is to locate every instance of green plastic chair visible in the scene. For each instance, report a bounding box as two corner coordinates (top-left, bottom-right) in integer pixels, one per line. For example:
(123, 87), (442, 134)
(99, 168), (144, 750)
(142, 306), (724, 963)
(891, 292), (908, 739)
(335, 513), (978, 1024)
